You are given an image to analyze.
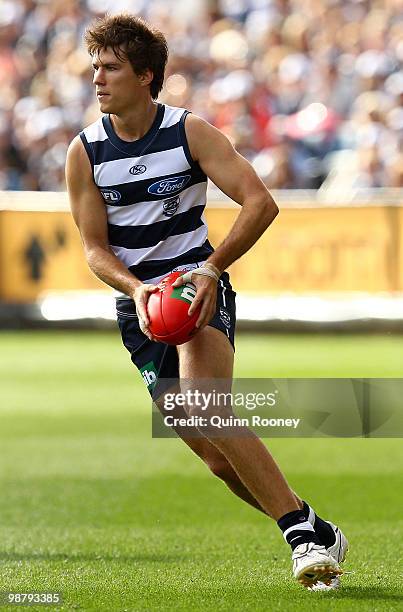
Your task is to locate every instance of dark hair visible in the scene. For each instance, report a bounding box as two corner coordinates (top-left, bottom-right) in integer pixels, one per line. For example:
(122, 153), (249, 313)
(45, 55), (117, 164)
(84, 14), (168, 99)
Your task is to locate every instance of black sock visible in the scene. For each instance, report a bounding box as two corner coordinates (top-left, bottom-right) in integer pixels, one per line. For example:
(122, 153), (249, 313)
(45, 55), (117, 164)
(302, 500), (336, 548)
(277, 509), (322, 551)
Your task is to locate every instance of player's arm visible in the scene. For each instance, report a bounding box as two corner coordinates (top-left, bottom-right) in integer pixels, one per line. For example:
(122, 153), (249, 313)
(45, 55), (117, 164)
(65, 136), (156, 339)
(186, 114), (279, 273)
(174, 114), (279, 331)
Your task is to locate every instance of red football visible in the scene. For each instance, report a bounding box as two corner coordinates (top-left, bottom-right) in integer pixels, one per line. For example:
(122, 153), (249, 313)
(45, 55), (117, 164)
(147, 271), (201, 345)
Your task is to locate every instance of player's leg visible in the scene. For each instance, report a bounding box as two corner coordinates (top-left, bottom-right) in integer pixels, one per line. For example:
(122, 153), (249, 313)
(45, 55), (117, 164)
(177, 325), (300, 519)
(117, 303), (344, 587)
(117, 304), (276, 513)
(180, 435), (346, 572)
(131, 270), (299, 517)
(156, 388), (345, 589)
(174, 271), (302, 516)
(177, 325), (343, 587)
(175, 272), (343, 557)
(117, 315), (332, 542)
(181, 436), (272, 513)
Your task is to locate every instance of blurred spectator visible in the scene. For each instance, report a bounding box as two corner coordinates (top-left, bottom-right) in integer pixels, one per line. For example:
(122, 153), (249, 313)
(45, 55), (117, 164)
(0, 0), (401, 191)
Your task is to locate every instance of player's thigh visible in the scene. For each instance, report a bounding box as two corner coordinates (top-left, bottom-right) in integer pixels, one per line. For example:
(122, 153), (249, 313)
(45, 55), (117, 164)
(176, 270), (236, 379)
(177, 326), (234, 379)
(118, 316), (232, 464)
(177, 274), (235, 414)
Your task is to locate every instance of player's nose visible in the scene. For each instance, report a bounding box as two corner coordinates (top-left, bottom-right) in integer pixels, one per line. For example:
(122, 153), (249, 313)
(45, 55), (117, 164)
(93, 69), (106, 86)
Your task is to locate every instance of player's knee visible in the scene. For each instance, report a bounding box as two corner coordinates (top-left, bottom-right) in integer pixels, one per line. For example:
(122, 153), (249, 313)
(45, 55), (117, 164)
(186, 403), (204, 420)
(186, 402), (232, 421)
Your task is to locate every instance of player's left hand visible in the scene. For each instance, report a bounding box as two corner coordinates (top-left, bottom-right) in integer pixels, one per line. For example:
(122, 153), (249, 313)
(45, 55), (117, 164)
(173, 266), (220, 330)
(132, 283), (159, 341)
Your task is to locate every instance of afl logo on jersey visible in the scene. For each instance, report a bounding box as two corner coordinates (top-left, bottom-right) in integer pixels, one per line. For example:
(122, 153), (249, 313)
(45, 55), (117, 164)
(129, 164), (146, 175)
(148, 174), (191, 196)
(100, 189), (121, 203)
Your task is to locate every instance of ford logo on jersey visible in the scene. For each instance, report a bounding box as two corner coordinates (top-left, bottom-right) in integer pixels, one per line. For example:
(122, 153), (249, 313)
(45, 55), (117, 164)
(100, 189), (121, 203)
(148, 175), (191, 196)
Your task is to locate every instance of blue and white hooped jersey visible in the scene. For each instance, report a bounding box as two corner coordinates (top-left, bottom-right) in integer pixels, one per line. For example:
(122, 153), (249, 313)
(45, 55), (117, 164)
(79, 104), (213, 286)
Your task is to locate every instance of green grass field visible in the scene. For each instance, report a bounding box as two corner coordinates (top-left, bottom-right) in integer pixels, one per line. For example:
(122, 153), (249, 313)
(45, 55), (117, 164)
(0, 331), (402, 611)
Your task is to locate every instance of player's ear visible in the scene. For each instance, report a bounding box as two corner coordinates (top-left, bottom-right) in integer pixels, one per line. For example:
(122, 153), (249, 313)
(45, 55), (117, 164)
(138, 69), (153, 87)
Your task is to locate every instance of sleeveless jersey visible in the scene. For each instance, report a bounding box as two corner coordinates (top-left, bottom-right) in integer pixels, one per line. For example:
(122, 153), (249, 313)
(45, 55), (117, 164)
(79, 104), (213, 286)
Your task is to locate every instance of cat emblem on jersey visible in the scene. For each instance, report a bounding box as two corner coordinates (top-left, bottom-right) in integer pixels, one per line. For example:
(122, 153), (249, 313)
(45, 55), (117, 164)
(219, 308), (231, 328)
(162, 196), (180, 217)
(129, 164), (147, 175)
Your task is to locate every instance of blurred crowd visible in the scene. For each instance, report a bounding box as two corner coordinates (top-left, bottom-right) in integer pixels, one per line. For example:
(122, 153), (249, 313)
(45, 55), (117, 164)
(0, 0), (402, 192)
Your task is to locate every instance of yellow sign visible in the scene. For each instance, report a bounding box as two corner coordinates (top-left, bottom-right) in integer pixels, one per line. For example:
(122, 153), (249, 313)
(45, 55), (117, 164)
(205, 205), (399, 293)
(0, 200), (401, 302)
(0, 210), (103, 302)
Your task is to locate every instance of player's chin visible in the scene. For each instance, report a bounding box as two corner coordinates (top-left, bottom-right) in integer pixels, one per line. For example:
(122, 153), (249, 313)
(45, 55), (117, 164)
(98, 98), (112, 111)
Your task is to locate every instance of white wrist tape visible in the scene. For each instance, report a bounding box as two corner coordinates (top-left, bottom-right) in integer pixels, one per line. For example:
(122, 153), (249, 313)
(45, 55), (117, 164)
(181, 264), (220, 284)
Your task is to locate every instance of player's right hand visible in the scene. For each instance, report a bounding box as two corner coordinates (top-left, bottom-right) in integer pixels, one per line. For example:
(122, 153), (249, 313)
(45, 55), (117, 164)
(132, 284), (158, 341)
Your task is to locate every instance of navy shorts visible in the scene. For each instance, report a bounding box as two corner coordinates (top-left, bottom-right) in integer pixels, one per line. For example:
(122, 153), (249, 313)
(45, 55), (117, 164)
(117, 272), (236, 399)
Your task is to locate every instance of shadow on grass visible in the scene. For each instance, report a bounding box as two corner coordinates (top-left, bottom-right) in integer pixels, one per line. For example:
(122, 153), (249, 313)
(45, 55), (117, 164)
(314, 586), (403, 603)
(0, 551), (188, 564)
